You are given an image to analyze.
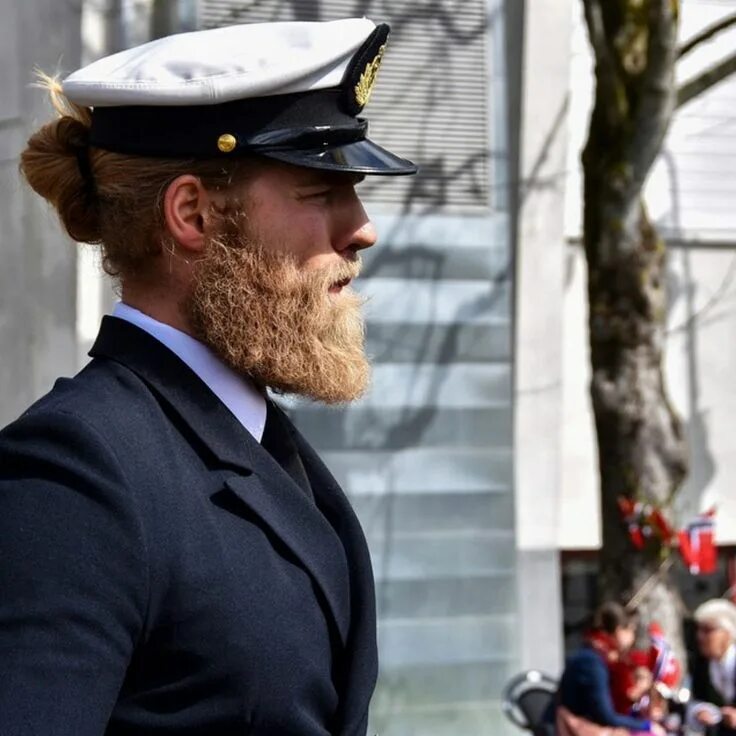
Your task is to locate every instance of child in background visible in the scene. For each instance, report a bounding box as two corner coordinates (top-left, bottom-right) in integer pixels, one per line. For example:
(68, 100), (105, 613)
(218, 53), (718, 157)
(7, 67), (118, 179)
(610, 623), (682, 734)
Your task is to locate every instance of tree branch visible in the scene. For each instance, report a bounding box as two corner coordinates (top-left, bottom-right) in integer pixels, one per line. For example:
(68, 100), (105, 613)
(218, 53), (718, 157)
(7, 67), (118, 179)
(627, 0), (678, 189)
(582, 0), (625, 125)
(677, 49), (736, 109)
(678, 11), (736, 59)
(582, 0), (610, 67)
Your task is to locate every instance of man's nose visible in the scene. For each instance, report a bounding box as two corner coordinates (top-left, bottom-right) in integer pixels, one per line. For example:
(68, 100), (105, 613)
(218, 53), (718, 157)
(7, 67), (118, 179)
(351, 218), (377, 252)
(335, 190), (377, 254)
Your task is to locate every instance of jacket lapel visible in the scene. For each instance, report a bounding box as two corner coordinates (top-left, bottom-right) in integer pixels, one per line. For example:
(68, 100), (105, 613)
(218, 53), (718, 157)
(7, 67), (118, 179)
(90, 316), (257, 474)
(223, 467), (351, 646)
(89, 316), (352, 646)
(286, 416), (378, 736)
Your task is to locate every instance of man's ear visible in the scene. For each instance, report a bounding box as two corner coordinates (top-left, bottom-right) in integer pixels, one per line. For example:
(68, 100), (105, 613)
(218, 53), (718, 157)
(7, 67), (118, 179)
(162, 175), (211, 255)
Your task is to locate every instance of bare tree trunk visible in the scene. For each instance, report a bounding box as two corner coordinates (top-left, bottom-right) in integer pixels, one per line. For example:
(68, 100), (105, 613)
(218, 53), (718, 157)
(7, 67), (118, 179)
(151, 0), (180, 40)
(581, 0), (688, 656)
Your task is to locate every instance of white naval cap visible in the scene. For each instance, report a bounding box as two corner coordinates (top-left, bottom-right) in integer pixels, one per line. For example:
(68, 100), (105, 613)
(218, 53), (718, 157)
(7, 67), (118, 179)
(60, 19), (417, 175)
(64, 18), (378, 107)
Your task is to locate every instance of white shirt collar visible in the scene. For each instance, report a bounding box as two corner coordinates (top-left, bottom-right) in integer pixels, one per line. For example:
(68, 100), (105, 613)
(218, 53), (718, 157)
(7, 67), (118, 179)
(112, 302), (267, 442)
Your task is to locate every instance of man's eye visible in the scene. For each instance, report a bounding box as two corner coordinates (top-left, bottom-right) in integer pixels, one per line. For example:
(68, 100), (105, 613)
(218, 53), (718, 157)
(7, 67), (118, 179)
(306, 188), (332, 199)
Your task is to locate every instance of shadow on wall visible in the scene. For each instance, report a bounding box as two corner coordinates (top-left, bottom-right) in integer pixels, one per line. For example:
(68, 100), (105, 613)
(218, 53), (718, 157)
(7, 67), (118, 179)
(659, 150), (718, 524)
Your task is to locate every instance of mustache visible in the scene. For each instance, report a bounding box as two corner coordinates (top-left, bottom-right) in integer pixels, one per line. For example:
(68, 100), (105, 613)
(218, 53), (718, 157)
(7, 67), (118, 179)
(199, 233), (363, 289)
(312, 255), (362, 288)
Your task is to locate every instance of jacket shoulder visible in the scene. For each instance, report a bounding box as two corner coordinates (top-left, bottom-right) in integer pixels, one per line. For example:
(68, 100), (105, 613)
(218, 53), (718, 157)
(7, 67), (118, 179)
(0, 358), (150, 485)
(3, 356), (171, 455)
(13, 356), (153, 422)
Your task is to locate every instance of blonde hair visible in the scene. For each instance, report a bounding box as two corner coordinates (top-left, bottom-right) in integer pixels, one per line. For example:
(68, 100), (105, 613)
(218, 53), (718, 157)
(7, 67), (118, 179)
(19, 73), (254, 279)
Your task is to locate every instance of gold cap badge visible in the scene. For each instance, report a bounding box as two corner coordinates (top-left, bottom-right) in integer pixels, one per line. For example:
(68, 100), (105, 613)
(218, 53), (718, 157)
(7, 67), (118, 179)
(354, 44), (386, 110)
(217, 133), (237, 153)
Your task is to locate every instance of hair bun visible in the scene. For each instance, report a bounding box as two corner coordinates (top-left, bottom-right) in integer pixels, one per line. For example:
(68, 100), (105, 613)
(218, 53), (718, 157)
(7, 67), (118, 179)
(20, 115), (102, 244)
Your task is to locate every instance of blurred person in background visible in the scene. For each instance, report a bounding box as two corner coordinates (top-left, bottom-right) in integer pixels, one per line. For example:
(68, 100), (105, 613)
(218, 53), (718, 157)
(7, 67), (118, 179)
(550, 602), (667, 736)
(687, 599), (736, 735)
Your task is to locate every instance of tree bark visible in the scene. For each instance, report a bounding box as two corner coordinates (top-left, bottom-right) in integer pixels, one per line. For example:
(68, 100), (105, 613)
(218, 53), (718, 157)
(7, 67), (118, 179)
(581, 0), (688, 657)
(151, 0), (180, 40)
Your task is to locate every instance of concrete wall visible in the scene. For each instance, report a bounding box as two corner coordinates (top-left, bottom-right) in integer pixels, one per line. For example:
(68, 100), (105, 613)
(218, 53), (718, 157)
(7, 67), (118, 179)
(513, 0), (571, 675)
(0, 0), (81, 426)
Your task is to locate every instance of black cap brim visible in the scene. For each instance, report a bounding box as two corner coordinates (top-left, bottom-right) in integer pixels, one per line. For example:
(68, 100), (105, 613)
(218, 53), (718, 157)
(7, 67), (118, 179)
(260, 137), (417, 176)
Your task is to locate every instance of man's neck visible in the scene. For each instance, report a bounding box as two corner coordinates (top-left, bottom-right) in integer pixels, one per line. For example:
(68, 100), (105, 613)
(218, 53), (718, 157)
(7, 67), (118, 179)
(121, 285), (192, 336)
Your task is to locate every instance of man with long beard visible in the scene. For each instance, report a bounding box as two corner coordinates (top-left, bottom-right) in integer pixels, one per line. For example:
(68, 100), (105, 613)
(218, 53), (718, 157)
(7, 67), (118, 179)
(0, 19), (416, 736)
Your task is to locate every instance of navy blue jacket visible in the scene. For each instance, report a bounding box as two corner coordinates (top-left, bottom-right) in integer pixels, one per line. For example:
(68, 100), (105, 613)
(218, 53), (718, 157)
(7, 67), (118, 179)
(0, 317), (377, 736)
(556, 646), (651, 732)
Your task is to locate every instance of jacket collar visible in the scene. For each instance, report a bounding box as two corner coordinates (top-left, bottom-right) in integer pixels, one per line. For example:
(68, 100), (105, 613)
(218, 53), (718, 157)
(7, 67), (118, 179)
(90, 315), (257, 473)
(112, 302), (267, 442)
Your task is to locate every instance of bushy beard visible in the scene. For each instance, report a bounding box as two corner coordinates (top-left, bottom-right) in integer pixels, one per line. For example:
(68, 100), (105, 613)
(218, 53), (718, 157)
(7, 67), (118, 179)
(185, 225), (370, 404)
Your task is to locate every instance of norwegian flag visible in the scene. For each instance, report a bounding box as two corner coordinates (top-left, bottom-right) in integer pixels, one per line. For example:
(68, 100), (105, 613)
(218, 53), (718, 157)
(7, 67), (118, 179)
(678, 508), (717, 575)
(648, 507), (676, 545)
(647, 623), (680, 688)
(618, 497), (646, 550)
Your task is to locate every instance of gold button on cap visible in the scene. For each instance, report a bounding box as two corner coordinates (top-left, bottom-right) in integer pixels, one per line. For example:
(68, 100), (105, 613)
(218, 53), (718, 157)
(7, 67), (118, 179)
(217, 133), (237, 153)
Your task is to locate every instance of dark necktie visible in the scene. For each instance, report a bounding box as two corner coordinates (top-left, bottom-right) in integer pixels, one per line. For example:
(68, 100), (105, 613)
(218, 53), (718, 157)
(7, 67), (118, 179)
(260, 401), (314, 502)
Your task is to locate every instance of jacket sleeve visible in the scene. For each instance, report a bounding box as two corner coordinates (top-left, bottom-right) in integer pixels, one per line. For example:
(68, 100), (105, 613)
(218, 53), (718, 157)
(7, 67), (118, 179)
(0, 408), (149, 736)
(578, 654), (653, 732)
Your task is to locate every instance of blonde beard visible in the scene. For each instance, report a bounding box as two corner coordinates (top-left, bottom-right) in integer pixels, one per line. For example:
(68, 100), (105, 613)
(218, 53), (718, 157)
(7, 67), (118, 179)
(185, 236), (370, 404)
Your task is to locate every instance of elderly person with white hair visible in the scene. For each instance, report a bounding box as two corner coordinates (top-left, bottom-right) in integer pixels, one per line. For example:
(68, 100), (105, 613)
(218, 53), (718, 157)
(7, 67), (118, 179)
(688, 599), (736, 735)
